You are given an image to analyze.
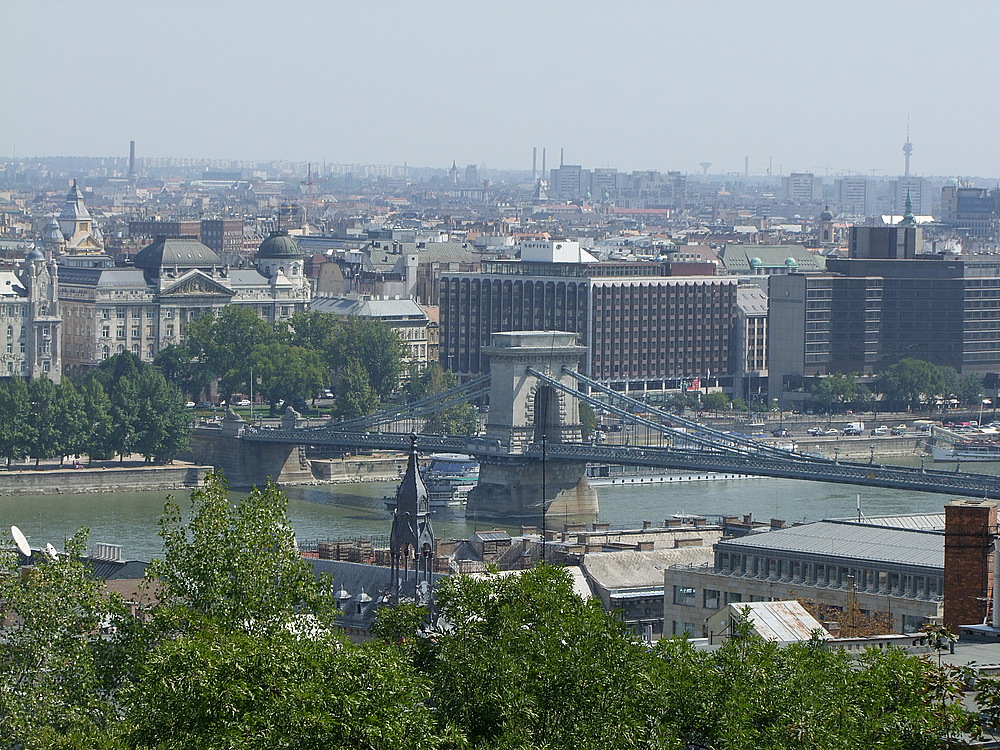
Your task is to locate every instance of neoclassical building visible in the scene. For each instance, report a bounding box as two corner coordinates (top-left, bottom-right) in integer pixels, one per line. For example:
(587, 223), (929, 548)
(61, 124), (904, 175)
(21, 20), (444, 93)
(0, 249), (63, 381)
(58, 230), (312, 375)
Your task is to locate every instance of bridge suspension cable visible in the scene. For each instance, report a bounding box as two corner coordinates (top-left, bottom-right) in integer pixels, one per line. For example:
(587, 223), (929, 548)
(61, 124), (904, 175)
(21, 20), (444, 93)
(561, 367), (830, 462)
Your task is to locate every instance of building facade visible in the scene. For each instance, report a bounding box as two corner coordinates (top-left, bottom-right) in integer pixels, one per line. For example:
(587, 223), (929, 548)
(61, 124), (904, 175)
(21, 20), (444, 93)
(662, 517), (945, 637)
(58, 231), (311, 375)
(440, 258), (738, 391)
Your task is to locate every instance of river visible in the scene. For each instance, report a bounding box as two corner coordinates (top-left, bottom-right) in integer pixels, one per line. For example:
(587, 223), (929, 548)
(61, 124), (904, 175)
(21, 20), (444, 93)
(1, 455), (990, 561)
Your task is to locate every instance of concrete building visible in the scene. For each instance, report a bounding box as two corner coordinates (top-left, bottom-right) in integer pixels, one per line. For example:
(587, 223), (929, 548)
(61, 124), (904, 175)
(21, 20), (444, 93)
(783, 173), (819, 204)
(58, 231), (311, 375)
(734, 285), (768, 404)
(894, 177), (928, 215)
(768, 253), (1000, 403)
(440, 256), (738, 392)
(835, 177), (876, 218)
(941, 183), (995, 238)
(662, 515), (947, 637)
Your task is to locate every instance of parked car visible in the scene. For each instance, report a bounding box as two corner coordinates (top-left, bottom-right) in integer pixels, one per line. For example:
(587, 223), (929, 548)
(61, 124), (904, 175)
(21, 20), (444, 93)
(822, 428), (840, 436)
(236, 399), (251, 406)
(807, 427), (824, 436)
(197, 401), (214, 408)
(185, 401), (196, 408)
(872, 426), (890, 436)
(771, 428), (790, 437)
(891, 424), (907, 435)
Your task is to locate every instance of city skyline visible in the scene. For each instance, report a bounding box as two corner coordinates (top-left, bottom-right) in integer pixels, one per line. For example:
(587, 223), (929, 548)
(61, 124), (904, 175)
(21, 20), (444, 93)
(5, 1), (1000, 178)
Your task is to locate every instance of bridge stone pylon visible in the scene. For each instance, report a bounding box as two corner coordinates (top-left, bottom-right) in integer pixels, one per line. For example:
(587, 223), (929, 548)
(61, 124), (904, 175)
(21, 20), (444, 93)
(466, 331), (598, 524)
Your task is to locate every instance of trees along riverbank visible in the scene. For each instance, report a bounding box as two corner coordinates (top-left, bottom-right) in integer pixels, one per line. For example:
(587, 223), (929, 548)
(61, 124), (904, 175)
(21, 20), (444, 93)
(0, 353), (189, 468)
(2, 473), (998, 749)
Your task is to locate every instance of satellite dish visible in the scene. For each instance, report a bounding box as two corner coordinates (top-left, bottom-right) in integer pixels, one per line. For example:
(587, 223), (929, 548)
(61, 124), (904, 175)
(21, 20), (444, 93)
(45, 543), (58, 560)
(10, 526), (29, 557)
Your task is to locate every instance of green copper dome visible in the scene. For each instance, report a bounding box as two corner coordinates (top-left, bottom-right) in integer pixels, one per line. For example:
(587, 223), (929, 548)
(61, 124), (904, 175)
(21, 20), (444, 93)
(257, 230), (303, 259)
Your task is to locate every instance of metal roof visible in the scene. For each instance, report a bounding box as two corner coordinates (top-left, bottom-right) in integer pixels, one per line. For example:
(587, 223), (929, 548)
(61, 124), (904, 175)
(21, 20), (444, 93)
(833, 513), (945, 531)
(583, 547), (714, 590)
(728, 601), (828, 643)
(717, 519), (943, 570)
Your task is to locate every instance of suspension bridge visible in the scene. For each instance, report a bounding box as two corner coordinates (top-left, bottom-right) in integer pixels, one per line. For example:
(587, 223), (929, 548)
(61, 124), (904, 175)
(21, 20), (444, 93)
(190, 331), (1000, 523)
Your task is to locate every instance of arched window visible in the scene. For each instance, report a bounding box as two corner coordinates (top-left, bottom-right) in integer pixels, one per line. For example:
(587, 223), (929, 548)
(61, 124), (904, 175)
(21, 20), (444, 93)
(102, 345), (110, 360)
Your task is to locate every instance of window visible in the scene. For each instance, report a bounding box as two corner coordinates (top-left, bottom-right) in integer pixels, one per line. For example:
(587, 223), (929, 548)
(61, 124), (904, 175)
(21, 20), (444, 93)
(116, 308), (125, 319)
(102, 345), (110, 360)
(102, 326), (110, 338)
(704, 589), (721, 610)
(132, 326), (140, 338)
(673, 585), (697, 607)
(117, 327), (125, 339)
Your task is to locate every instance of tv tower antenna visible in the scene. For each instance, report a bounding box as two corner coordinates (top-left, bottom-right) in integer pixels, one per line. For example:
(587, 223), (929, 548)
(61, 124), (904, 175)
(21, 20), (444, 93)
(902, 117), (913, 177)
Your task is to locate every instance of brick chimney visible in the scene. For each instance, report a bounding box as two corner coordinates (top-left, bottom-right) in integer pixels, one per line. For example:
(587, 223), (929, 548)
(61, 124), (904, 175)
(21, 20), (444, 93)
(944, 499), (998, 630)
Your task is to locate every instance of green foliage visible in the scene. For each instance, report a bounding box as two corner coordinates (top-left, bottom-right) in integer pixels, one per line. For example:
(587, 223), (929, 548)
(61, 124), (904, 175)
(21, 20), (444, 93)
(810, 371), (861, 410)
(151, 473), (337, 635)
(426, 566), (655, 748)
(701, 391), (729, 412)
(153, 344), (212, 401)
(875, 358), (958, 408)
(334, 360), (380, 421)
(956, 371), (984, 406)
(330, 316), (406, 400)
(90, 352), (190, 463)
(0, 529), (127, 747)
(249, 341), (326, 415)
(184, 307), (274, 400)
(406, 364), (478, 435)
(0, 376), (30, 465)
(579, 401), (597, 438)
(122, 625), (441, 750)
(80, 378), (114, 460)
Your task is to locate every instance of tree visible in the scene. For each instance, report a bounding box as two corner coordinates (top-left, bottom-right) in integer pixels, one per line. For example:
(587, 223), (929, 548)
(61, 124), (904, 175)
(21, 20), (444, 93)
(407, 364), (478, 435)
(277, 309), (340, 357)
(79, 378), (114, 461)
(330, 317), (406, 400)
(27, 376), (60, 467)
(151, 473), (337, 634)
(957, 371), (984, 407)
(701, 391), (729, 413)
(185, 307), (274, 401)
(121, 623), (442, 750)
(153, 344), (212, 401)
(334, 360), (379, 421)
(0, 377), (30, 467)
(810, 372), (860, 412)
(52, 378), (87, 465)
(419, 566), (656, 748)
(0, 529), (127, 747)
(249, 341), (326, 416)
(875, 358), (957, 409)
(131, 367), (191, 463)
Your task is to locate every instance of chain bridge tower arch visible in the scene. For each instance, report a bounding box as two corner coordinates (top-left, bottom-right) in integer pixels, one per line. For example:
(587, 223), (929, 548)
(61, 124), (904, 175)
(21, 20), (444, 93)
(466, 331), (598, 523)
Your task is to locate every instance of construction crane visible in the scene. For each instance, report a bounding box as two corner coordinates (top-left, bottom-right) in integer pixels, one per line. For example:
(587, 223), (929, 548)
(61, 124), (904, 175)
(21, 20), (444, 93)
(300, 162), (328, 204)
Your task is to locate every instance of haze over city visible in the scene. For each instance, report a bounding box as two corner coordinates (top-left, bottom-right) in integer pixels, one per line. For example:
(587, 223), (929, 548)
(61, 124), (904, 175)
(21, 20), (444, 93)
(6, 0), (1000, 178)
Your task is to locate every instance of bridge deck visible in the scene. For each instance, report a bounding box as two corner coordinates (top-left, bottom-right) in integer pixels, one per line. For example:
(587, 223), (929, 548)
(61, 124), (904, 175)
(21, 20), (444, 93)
(241, 427), (1000, 500)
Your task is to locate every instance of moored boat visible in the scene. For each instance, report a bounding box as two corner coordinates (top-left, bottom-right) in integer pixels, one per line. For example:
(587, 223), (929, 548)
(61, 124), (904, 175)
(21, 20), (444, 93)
(384, 453), (479, 509)
(931, 441), (1000, 462)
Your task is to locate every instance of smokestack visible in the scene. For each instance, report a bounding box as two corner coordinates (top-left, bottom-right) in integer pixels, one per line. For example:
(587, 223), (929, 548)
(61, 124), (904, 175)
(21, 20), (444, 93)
(745, 155), (749, 178)
(128, 140), (136, 176)
(560, 147), (564, 167)
(532, 147), (537, 181)
(542, 148), (546, 178)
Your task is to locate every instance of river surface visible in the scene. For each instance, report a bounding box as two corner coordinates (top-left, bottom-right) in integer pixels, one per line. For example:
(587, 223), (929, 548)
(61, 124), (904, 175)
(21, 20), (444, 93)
(2, 455), (994, 561)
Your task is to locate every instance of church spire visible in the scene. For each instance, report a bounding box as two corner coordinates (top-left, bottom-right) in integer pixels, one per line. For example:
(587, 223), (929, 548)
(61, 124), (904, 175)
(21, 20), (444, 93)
(389, 434), (435, 605)
(901, 190), (916, 227)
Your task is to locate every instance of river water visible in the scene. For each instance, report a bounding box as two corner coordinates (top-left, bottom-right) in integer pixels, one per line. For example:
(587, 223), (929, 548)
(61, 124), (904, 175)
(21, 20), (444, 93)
(1, 455), (991, 561)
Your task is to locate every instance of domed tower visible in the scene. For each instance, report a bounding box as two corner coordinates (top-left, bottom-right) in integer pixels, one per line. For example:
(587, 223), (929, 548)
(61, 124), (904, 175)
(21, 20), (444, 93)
(56, 179), (103, 253)
(818, 206), (835, 244)
(41, 217), (66, 257)
(256, 230), (305, 283)
(17, 248), (62, 382)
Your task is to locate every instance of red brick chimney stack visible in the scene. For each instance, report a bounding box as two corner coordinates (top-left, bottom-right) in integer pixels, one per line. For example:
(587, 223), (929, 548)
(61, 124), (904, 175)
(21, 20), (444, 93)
(944, 498), (998, 630)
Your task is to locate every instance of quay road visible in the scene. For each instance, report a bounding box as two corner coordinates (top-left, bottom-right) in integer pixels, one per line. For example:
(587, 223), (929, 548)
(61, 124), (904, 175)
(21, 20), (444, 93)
(243, 427), (1000, 501)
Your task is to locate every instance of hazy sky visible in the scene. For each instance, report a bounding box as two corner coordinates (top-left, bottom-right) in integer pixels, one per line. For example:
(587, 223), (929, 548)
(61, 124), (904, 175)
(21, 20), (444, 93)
(4, 1), (999, 178)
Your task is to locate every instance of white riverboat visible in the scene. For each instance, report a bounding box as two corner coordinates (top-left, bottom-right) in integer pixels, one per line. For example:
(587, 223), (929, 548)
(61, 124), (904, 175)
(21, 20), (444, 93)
(385, 453), (479, 509)
(931, 441), (1000, 462)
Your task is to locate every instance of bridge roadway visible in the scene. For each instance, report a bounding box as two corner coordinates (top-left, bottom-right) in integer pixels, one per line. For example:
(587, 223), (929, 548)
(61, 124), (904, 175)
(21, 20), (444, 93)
(242, 427), (1000, 500)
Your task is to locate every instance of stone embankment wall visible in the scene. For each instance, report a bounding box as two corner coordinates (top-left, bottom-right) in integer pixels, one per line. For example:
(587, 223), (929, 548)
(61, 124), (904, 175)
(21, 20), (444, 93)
(311, 457), (404, 483)
(0, 465), (210, 496)
(797, 436), (928, 460)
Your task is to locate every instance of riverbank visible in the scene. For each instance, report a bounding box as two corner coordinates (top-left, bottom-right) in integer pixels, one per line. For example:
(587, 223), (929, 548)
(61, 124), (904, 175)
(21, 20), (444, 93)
(0, 461), (211, 497)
